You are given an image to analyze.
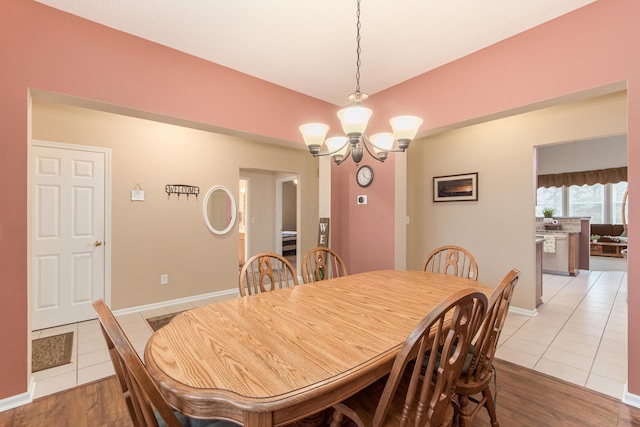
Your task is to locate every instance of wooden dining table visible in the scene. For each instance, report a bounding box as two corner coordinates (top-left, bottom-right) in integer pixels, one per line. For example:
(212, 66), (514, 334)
(144, 269), (493, 426)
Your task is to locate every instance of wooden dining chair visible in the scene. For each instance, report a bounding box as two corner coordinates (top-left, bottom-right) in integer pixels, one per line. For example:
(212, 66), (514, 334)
(423, 245), (479, 281)
(239, 251), (299, 296)
(301, 246), (348, 283)
(92, 300), (237, 427)
(453, 268), (519, 427)
(330, 288), (488, 427)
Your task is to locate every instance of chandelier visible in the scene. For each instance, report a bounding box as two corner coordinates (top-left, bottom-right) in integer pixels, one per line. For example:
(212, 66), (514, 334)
(299, 0), (423, 165)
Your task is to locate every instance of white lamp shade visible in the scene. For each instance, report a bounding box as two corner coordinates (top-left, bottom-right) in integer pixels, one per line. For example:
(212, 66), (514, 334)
(337, 106), (372, 135)
(299, 123), (329, 147)
(325, 136), (349, 154)
(390, 116), (423, 140)
(369, 132), (395, 152)
(335, 143), (350, 157)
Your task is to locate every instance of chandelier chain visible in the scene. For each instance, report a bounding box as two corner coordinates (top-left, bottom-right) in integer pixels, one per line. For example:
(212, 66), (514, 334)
(355, 0), (362, 95)
(299, 0), (422, 165)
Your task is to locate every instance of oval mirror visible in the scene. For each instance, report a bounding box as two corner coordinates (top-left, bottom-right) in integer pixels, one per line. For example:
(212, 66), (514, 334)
(203, 186), (237, 235)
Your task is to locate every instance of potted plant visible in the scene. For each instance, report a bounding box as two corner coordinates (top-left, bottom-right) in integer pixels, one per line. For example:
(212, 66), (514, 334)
(591, 234), (600, 243)
(542, 207), (555, 223)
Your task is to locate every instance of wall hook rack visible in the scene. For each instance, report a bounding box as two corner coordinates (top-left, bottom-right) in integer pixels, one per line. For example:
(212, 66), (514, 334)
(165, 184), (200, 200)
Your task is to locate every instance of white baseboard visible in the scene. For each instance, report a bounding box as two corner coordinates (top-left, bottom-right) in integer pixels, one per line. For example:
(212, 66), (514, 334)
(112, 288), (239, 316)
(0, 377), (35, 413)
(623, 383), (640, 408)
(508, 305), (538, 317)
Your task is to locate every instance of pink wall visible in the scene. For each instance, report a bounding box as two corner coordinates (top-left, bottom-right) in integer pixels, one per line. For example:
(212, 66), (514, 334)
(334, 0), (640, 395)
(0, 0), (335, 400)
(2, 0), (640, 402)
(331, 157), (396, 274)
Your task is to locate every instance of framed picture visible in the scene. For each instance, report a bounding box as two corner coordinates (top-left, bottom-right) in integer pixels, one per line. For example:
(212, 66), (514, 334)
(433, 172), (478, 202)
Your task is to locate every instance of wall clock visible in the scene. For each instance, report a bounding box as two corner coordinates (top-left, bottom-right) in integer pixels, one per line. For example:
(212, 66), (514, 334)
(356, 165), (374, 187)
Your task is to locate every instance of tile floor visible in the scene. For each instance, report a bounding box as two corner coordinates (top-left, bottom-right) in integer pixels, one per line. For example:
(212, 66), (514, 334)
(496, 267), (628, 399)
(30, 295), (233, 399)
(31, 263), (628, 401)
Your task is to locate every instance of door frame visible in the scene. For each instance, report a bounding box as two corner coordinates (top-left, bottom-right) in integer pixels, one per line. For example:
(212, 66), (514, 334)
(29, 139), (112, 327)
(239, 176), (250, 265)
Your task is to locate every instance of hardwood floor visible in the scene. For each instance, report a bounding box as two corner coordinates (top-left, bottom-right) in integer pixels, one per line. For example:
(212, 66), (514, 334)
(475, 360), (640, 426)
(1, 359), (639, 426)
(0, 376), (132, 427)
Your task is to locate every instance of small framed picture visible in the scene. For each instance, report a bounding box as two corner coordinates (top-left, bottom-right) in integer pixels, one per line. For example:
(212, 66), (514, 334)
(433, 172), (478, 202)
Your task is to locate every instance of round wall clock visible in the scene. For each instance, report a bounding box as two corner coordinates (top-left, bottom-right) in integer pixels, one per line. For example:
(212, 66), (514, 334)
(356, 165), (374, 187)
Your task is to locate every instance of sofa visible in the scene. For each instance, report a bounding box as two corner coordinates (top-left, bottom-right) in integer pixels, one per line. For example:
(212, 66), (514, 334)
(590, 224), (625, 241)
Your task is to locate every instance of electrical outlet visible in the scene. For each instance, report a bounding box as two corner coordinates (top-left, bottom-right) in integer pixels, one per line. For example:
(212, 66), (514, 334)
(160, 274), (168, 285)
(357, 195), (367, 205)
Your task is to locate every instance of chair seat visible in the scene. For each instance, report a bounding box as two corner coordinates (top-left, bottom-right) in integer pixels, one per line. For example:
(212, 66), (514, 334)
(333, 374), (455, 427)
(455, 368), (493, 396)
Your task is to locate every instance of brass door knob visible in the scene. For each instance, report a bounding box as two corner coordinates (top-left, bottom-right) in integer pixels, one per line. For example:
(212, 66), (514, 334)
(94, 240), (103, 247)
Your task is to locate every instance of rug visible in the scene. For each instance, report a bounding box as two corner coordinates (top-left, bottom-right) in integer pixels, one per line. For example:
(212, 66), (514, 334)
(32, 331), (74, 373)
(146, 311), (184, 332)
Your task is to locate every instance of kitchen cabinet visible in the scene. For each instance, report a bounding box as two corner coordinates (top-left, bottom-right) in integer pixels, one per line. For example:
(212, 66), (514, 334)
(538, 232), (580, 276)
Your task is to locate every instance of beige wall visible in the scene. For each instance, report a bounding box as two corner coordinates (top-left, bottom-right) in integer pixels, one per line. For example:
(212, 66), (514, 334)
(407, 91), (627, 311)
(31, 99), (319, 310)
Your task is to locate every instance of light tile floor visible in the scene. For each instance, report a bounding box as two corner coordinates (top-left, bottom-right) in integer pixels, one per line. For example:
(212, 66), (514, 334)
(30, 295), (232, 399)
(496, 267), (628, 399)
(31, 264), (628, 401)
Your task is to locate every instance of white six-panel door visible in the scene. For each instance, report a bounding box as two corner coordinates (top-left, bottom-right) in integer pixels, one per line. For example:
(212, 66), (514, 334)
(31, 142), (107, 330)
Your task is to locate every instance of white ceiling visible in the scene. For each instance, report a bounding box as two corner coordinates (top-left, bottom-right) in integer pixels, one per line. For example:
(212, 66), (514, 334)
(36, 0), (596, 106)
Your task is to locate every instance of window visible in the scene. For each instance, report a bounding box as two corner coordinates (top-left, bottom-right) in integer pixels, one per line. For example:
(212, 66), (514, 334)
(569, 183), (603, 223)
(611, 181), (628, 224)
(537, 181), (627, 224)
(536, 187), (562, 217)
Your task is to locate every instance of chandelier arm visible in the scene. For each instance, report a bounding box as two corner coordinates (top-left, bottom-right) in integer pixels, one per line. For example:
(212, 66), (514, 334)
(363, 133), (407, 153)
(310, 151), (334, 158)
(333, 144), (352, 165)
(361, 134), (385, 163)
(309, 139), (351, 158)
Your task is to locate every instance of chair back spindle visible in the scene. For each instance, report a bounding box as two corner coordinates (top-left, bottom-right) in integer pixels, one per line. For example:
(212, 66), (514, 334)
(331, 288), (487, 427)
(93, 300), (184, 427)
(454, 268), (519, 427)
(239, 252), (299, 296)
(423, 245), (478, 280)
(302, 246), (348, 283)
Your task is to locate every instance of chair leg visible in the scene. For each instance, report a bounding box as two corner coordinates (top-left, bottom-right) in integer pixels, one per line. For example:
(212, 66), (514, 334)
(483, 388), (500, 427)
(330, 404), (365, 427)
(330, 408), (344, 427)
(455, 394), (472, 427)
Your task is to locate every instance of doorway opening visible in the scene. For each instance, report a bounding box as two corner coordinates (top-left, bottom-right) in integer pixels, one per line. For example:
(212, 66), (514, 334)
(276, 176), (298, 271)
